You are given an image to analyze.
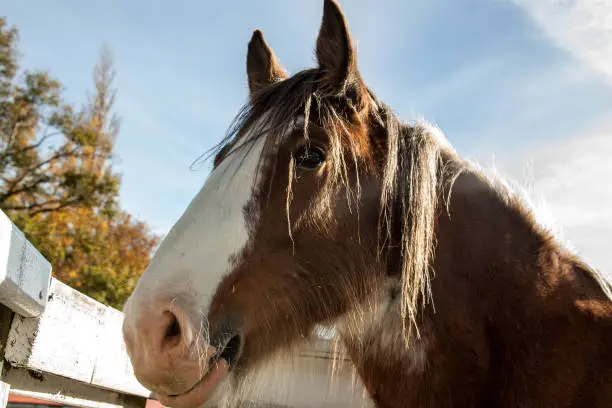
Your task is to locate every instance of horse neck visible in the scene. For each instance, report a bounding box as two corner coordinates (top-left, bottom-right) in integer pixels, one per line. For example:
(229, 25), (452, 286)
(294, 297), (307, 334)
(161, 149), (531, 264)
(342, 168), (612, 408)
(438, 169), (612, 321)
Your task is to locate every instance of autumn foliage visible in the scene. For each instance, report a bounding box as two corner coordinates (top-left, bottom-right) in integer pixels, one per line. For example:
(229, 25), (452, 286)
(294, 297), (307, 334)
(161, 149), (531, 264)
(0, 17), (159, 309)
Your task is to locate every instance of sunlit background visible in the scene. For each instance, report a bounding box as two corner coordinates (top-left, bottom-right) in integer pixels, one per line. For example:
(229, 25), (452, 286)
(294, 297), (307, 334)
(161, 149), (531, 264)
(5, 0), (611, 275)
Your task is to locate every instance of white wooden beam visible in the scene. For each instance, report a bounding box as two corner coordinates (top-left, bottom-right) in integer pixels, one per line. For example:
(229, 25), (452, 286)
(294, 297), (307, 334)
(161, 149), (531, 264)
(4, 278), (152, 398)
(0, 210), (52, 318)
(3, 367), (146, 408)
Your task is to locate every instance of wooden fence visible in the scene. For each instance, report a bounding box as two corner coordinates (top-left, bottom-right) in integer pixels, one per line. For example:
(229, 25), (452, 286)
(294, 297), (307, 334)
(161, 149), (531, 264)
(0, 208), (156, 407)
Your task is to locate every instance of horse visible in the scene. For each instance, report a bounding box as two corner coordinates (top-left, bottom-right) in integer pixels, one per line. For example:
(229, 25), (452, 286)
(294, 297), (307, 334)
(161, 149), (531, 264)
(121, 1), (612, 407)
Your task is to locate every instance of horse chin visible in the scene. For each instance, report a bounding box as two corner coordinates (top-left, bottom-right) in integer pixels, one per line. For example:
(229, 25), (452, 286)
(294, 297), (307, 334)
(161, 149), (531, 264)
(155, 359), (232, 408)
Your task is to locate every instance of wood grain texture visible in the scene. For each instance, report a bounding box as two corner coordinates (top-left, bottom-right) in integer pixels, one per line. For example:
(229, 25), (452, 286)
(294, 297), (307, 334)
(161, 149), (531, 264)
(0, 210), (52, 318)
(4, 278), (152, 398)
(3, 367), (146, 408)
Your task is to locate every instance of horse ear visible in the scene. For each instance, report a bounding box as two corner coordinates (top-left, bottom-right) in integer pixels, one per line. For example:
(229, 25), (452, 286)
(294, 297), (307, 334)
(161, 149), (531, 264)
(247, 30), (288, 99)
(315, 0), (359, 96)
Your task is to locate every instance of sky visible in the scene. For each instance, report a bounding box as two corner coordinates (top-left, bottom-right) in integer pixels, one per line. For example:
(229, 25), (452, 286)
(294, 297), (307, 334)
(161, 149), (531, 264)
(3, 0), (612, 274)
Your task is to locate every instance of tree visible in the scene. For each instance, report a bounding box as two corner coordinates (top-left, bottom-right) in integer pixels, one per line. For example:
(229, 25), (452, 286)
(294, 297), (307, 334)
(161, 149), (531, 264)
(0, 18), (119, 216)
(0, 17), (159, 310)
(15, 207), (159, 308)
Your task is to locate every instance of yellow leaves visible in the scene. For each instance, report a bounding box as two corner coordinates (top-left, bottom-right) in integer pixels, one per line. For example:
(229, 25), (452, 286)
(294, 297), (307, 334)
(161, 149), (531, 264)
(19, 206), (160, 310)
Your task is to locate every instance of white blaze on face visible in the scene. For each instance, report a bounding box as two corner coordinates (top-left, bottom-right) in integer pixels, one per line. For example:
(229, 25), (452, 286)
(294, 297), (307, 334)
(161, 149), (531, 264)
(124, 131), (267, 324)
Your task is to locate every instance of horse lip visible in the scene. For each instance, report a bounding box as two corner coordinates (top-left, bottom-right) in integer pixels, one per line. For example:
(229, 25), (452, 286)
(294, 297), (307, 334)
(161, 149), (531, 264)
(165, 366), (213, 398)
(155, 335), (237, 398)
(160, 334), (241, 399)
(157, 359), (230, 408)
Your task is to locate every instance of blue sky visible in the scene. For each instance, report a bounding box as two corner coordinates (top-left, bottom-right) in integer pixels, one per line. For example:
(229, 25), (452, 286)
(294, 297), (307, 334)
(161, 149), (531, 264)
(4, 0), (612, 272)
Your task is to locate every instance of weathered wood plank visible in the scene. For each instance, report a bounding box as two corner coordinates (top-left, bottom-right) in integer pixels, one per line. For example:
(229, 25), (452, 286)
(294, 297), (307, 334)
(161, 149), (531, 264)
(5, 278), (106, 384)
(92, 306), (150, 396)
(0, 210), (52, 318)
(4, 278), (152, 398)
(3, 366), (146, 408)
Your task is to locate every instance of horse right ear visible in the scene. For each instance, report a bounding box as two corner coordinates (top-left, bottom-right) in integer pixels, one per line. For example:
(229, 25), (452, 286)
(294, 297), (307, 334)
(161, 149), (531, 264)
(315, 0), (358, 96)
(246, 30), (288, 100)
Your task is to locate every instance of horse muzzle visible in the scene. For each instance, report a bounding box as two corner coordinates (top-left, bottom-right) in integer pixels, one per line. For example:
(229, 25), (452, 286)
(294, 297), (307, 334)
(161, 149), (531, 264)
(122, 299), (244, 408)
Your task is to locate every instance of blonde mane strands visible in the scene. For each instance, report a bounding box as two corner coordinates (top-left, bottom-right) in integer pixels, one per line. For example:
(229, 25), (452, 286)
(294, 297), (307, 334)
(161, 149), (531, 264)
(377, 114), (456, 340)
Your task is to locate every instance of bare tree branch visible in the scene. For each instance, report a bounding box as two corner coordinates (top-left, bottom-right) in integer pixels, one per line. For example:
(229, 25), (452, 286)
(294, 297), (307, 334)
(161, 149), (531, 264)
(0, 147), (95, 201)
(4, 196), (83, 215)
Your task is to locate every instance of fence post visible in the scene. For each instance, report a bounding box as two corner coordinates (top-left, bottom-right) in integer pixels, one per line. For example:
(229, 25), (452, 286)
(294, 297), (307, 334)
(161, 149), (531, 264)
(0, 380), (8, 408)
(0, 210), (52, 318)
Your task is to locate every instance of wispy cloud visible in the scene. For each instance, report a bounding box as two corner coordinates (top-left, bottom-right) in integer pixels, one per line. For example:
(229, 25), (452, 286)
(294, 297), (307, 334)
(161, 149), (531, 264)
(512, 0), (612, 85)
(496, 115), (612, 276)
(504, 0), (612, 275)
(411, 55), (506, 112)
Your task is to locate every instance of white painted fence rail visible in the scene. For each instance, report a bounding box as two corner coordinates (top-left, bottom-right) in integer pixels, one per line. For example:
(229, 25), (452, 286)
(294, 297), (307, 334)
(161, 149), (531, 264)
(0, 210), (52, 318)
(4, 278), (153, 398)
(0, 209), (153, 407)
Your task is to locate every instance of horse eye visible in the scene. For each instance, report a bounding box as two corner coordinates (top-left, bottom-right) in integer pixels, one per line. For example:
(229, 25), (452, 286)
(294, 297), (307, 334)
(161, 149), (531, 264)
(295, 146), (325, 170)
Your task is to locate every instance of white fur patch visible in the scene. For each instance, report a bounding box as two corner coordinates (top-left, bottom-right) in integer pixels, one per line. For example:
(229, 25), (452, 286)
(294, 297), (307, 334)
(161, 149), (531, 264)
(124, 129), (267, 331)
(333, 279), (430, 375)
(205, 344), (374, 408)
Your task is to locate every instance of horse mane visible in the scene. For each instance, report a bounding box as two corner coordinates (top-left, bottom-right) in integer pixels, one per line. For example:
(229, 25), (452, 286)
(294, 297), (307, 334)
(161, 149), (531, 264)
(379, 109), (612, 336)
(199, 67), (612, 345)
(376, 109), (461, 339)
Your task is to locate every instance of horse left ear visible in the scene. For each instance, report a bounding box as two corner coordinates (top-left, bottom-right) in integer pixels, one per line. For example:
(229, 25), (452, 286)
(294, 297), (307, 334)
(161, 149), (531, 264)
(247, 30), (289, 99)
(315, 0), (361, 100)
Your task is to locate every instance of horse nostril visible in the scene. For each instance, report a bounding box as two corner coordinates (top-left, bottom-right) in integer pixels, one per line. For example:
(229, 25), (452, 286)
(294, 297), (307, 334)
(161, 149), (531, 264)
(166, 314), (181, 338)
(162, 311), (182, 349)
